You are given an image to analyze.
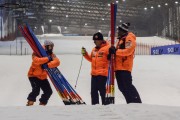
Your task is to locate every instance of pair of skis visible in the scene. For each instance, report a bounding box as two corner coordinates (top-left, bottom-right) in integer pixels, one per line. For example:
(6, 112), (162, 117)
(19, 24), (85, 105)
(105, 2), (117, 104)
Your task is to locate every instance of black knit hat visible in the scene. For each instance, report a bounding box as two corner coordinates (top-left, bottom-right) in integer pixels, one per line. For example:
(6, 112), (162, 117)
(118, 22), (130, 32)
(93, 32), (104, 40)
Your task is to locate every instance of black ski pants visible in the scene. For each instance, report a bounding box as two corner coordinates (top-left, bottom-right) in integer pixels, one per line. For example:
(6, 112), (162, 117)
(27, 77), (53, 105)
(115, 70), (142, 104)
(91, 75), (107, 105)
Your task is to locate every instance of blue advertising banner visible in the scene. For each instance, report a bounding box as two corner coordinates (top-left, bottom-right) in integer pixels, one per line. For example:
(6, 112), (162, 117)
(151, 44), (180, 55)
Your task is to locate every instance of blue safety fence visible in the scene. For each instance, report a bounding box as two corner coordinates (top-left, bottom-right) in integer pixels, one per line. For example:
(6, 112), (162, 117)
(151, 44), (180, 55)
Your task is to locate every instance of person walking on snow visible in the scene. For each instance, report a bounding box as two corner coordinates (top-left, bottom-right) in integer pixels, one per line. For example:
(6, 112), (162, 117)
(81, 32), (110, 105)
(109, 22), (142, 104)
(26, 40), (60, 106)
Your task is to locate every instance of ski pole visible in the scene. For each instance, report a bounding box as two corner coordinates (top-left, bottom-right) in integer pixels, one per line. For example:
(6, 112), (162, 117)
(75, 54), (84, 89)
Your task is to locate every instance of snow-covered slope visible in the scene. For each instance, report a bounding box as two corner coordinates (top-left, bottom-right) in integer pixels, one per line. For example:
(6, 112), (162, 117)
(0, 36), (180, 120)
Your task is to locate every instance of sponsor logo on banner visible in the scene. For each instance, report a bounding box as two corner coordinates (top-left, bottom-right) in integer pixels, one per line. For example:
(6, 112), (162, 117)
(151, 44), (180, 55)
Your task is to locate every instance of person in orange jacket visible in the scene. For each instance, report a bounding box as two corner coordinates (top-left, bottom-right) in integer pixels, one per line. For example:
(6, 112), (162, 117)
(26, 40), (60, 106)
(82, 32), (110, 105)
(109, 23), (142, 104)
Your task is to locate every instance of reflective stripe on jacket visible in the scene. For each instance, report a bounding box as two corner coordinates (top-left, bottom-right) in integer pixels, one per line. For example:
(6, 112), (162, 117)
(84, 41), (110, 76)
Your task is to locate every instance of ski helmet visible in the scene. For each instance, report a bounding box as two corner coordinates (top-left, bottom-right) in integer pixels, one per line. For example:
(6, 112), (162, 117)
(44, 40), (54, 47)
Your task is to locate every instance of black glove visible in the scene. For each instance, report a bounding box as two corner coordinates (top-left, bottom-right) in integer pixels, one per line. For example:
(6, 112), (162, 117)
(48, 56), (52, 61)
(109, 46), (116, 54)
(107, 46), (116, 60)
(42, 64), (48, 69)
(107, 54), (111, 60)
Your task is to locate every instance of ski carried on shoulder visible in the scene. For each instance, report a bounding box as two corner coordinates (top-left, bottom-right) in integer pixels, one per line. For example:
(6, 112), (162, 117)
(19, 23), (86, 105)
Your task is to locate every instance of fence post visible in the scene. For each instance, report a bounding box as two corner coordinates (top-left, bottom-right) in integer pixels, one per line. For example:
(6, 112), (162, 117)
(10, 44), (11, 56)
(20, 40), (23, 55)
(24, 48), (26, 55)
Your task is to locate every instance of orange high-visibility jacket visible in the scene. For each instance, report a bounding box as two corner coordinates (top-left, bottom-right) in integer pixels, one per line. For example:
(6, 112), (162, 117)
(115, 32), (136, 72)
(28, 53), (60, 80)
(84, 41), (110, 76)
